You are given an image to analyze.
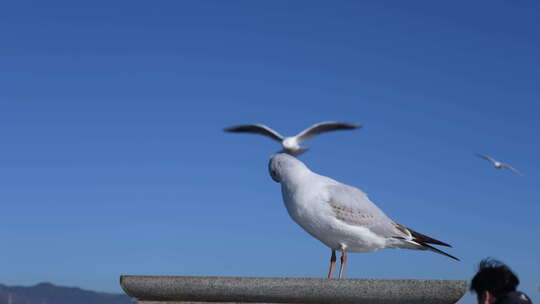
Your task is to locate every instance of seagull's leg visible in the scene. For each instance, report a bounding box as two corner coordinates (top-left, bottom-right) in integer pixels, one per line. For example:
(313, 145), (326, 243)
(338, 248), (347, 279)
(327, 250), (337, 279)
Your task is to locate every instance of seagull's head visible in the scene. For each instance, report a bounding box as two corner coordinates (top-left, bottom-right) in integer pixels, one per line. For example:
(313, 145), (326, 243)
(268, 153), (307, 183)
(282, 137), (300, 150)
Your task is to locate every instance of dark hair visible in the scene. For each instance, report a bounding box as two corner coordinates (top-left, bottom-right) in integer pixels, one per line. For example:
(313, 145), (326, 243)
(470, 258), (520, 298)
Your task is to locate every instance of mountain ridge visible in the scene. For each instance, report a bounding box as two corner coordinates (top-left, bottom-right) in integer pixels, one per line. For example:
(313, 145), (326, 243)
(0, 282), (133, 304)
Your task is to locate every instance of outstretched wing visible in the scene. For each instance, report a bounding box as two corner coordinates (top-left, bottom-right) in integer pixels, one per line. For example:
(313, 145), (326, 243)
(295, 121), (360, 143)
(224, 124), (284, 142)
(476, 153), (496, 164)
(501, 163), (523, 176)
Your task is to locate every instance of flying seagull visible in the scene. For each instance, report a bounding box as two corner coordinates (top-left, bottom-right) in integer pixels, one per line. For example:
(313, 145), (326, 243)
(224, 121), (360, 156)
(476, 153), (523, 176)
(268, 153), (458, 279)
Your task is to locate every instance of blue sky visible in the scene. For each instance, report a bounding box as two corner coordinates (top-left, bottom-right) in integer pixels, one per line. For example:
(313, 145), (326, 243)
(1, 1), (539, 303)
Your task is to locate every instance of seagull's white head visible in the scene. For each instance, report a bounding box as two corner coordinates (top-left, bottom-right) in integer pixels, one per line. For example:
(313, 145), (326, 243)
(268, 153), (308, 183)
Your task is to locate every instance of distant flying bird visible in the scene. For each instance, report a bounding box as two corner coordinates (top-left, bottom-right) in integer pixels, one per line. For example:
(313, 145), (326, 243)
(268, 153), (458, 279)
(224, 121), (361, 156)
(476, 153), (523, 176)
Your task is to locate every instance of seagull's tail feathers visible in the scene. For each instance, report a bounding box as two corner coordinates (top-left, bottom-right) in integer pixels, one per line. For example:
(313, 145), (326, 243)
(293, 147), (310, 156)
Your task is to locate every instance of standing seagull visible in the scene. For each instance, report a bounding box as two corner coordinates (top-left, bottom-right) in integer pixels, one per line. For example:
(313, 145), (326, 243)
(476, 153), (523, 176)
(268, 153), (458, 279)
(224, 121), (360, 156)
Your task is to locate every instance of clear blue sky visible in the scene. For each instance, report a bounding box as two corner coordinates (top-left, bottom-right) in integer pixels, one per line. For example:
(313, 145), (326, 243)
(1, 1), (539, 303)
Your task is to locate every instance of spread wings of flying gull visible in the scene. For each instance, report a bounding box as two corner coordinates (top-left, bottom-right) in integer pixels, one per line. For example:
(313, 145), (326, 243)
(476, 153), (523, 176)
(224, 121), (361, 156)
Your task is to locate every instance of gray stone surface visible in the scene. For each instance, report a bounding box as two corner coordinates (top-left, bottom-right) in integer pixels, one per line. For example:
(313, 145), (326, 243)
(120, 275), (467, 304)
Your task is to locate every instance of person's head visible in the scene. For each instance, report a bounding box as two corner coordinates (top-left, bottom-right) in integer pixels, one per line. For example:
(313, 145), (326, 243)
(470, 258), (520, 304)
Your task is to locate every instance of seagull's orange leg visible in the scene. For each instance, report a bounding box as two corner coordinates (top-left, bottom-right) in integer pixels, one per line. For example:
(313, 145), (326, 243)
(327, 250), (337, 279)
(338, 248), (347, 279)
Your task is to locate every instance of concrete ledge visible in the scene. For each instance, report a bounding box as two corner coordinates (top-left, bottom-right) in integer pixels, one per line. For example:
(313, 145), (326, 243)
(120, 275), (467, 304)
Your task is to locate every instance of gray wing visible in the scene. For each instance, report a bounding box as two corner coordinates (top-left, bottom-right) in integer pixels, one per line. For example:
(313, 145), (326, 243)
(326, 183), (457, 260)
(476, 153), (496, 164)
(295, 121), (360, 143)
(224, 124), (284, 142)
(325, 184), (406, 239)
(501, 163), (523, 176)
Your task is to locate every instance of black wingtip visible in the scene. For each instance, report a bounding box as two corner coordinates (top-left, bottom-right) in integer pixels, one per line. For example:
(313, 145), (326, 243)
(223, 125), (253, 132)
(406, 226), (452, 248)
(323, 121), (362, 130)
(475, 153), (491, 161)
(421, 242), (460, 261)
(345, 123), (362, 129)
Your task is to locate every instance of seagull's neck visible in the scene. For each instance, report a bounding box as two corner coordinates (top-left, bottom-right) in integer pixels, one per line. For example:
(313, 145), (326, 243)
(280, 166), (312, 190)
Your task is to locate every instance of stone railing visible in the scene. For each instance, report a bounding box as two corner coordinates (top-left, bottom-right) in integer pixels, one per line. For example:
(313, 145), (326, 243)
(120, 275), (467, 304)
